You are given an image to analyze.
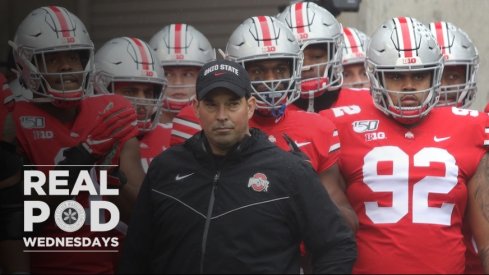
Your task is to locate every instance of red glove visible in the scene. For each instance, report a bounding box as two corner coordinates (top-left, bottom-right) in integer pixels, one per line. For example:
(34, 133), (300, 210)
(82, 101), (137, 158)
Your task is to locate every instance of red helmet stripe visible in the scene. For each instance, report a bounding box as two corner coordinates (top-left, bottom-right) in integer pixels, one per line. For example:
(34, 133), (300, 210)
(294, 2), (305, 34)
(174, 23), (183, 54)
(257, 16), (272, 47)
(49, 6), (70, 38)
(344, 27), (360, 54)
(433, 22), (447, 55)
(130, 38), (150, 70)
(396, 17), (413, 58)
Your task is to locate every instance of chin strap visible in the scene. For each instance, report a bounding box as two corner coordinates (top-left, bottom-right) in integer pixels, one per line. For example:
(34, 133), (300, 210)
(307, 96), (315, 112)
(271, 104), (286, 118)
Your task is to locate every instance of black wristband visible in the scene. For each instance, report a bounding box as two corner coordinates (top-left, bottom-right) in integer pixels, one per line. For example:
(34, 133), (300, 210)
(58, 144), (97, 166)
(56, 145), (97, 188)
(0, 142), (22, 181)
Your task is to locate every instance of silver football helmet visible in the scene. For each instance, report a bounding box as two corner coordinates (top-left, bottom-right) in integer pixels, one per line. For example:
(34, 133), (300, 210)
(342, 27), (369, 88)
(149, 24), (215, 113)
(429, 21), (479, 108)
(94, 37), (166, 132)
(342, 27), (369, 66)
(9, 6), (94, 107)
(366, 17), (443, 125)
(277, 2), (343, 97)
(226, 15), (302, 116)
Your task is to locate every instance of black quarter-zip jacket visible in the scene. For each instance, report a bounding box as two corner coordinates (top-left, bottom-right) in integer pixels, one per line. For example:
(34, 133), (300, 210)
(119, 129), (356, 274)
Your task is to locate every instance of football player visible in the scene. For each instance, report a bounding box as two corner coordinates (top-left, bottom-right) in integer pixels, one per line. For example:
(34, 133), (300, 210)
(429, 21), (482, 274)
(429, 21), (479, 109)
(8, 6), (144, 273)
(277, 2), (372, 113)
(149, 24), (215, 147)
(322, 17), (489, 273)
(341, 27), (370, 89)
(94, 37), (168, 173)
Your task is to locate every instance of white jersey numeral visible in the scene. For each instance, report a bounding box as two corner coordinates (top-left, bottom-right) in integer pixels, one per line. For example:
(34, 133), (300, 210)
(451, 107), (479, 117)
(362, 146), (458, 225)
(332, 105), (361, 117)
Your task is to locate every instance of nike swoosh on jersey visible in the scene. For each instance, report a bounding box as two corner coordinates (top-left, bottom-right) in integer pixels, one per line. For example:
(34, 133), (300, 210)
(175, 173), (195, 181)
(434, 136), (451, 142)
(295, 141), (311, 148)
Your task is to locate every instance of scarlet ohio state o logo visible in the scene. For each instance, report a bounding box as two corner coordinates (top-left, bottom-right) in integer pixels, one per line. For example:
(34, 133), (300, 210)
(247, 173), (270, 192)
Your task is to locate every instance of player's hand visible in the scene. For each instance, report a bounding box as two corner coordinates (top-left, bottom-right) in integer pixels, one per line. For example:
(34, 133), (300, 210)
(82, 101), (137, 158)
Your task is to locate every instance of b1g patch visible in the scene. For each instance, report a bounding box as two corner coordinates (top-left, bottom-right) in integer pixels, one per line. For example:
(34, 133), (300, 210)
(20, 116), (45, 129)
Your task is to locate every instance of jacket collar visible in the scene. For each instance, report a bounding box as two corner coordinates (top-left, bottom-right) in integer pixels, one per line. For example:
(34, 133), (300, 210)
(185, 128), (271, 163)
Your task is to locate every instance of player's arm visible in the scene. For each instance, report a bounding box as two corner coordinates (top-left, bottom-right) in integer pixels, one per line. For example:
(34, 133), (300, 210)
(109, 137), (145, 223)
(467, 152), (489, 273)
(319, 165), (358, 232)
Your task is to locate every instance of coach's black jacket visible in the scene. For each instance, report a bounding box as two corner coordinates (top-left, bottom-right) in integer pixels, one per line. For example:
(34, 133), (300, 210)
(119, 128), (356, 274)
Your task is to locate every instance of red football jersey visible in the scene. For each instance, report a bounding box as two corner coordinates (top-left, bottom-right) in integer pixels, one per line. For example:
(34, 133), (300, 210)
(327, 101), (489, 274)
(140, 123), (171, 173)
(13, 94), (138, 274)
(170, 105), (201, 146)
(330, 87), (372, 109)
(250, 109), (339, 173)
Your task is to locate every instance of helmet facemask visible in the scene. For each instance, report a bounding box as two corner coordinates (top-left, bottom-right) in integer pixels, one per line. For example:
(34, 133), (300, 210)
(437, 62), (478, 108)
(9, 6), (95, 108)
(225, 16), (303, 118)
(369, 65), (442, 125)
(161, 84), (195, 113)
(367, 17), (444, 125)
(243, 58), (301, 118)
(36, 49), (92, 100)
(429, 21), (479, 109)
(106, 80), (166, 133)
(161, 65), (200, 113)
(300, 40), (343, 98)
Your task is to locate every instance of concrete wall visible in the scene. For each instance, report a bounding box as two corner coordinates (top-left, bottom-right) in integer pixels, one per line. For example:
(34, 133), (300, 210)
(2, 0), (488, 110)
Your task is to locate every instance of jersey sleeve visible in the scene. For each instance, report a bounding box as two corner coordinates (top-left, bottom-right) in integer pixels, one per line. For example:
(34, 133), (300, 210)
(170, 105), (201, 146)
(308, 115), (340, 173)
(483, 112), (489, 151)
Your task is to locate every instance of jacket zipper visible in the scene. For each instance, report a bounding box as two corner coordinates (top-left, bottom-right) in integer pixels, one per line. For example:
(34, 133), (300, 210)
(200, 171), (221, 274)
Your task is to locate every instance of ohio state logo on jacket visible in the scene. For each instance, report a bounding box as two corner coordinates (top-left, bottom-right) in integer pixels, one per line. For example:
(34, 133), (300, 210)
(247, 173), (270, 192)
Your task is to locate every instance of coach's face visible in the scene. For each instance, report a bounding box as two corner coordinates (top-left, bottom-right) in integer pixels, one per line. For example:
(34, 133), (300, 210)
(194, 88), (255, 156)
